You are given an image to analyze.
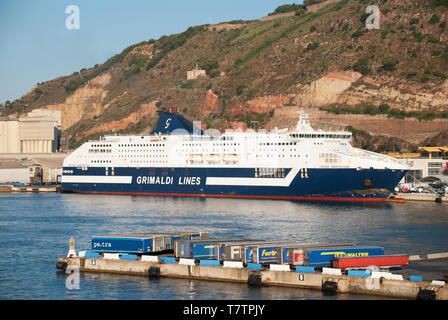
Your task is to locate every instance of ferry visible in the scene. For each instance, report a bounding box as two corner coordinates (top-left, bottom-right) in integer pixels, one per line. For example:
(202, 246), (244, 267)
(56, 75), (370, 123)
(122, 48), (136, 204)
(61, 109), (409, 202)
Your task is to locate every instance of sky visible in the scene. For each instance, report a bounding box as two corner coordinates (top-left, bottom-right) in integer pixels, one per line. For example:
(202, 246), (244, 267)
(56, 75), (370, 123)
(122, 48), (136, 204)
(0, 0), (302, 104)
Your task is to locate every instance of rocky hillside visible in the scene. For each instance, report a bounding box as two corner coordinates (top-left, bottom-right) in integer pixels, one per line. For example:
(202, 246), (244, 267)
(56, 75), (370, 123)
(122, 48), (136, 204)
(1, 0), (447, 152)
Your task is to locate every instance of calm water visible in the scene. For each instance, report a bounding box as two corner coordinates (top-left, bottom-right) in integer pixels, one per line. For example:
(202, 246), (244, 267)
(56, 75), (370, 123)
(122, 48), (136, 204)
(0, 193), (447, 300)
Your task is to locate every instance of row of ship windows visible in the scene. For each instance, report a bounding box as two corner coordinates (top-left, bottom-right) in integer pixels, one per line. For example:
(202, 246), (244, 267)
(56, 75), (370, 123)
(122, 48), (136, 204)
(118, 149), (164, 153)
(92, 144), (112, 148)
(88, 149), (112, 153)
(119, 154), (167, 158)
(290, 133), (351, 139)
(260, 142), (297, 146)
(183, 143), (240, 147)
(255, 168), (286, 178)
(118, 144), (165, 147)
(256, 154), (300, 158)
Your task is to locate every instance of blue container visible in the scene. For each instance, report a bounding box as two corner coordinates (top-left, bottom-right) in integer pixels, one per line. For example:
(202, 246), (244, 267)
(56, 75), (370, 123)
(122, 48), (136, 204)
(160, 256), (177, 264)
(246, 263), (262, 271)
(91, 231), (208, 254)
(295, 266), (315, 273)
(91, 234), (156, 253)
(247, 242), (307, 264)
(175, 239), (252, 259)
(192, 243), (222, 260)
(84, 252), (100, 259)
(347, 270), (371, 278)
(409, 275), (423, 282)
(121, 254), (137, 261)
(199, 259), (221, 267)
(307, 246), (384, 267)
(154, 231), (209, 248)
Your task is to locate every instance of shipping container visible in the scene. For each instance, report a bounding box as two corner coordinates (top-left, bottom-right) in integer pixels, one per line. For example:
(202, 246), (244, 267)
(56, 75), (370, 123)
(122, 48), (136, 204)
(283, 243), (357, 265)
(150, 231), (209, 248)
(91, 231), (208, 254)
(220, 240), (267, 261)
(307, 246), (384, 267)
(332, 255), (409, 269)
(175, 239), (255, 259)
(244, 241), (313, 264)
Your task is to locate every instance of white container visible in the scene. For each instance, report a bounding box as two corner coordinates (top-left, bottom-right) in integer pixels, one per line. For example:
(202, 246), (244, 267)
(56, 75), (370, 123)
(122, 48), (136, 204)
(431, 280), (445, 286)
(103, 253), (120, 260)
(223, 261), (243, 268)
(141, 255), (159, 262)
(322, 268), (342, 276)
(370, 271), (391, 279)
(78, 251), (86, 258)
(269, 264), (290, 272)
(387, 274), (403, 281)
(179, 258), (196, 266)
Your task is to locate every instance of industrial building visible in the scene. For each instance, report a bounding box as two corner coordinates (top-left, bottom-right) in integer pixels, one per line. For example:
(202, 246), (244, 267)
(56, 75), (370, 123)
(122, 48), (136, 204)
(389, 147), (448, 184)
(0, 109), (61, 154)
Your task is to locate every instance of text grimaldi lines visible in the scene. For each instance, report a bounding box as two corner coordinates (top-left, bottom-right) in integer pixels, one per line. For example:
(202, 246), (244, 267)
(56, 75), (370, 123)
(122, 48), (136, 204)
(136, 176), (201, 185)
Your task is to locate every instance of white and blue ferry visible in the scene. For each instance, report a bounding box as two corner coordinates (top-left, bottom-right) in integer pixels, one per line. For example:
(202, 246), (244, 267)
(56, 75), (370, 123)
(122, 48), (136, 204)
(61, 110), (409, 202)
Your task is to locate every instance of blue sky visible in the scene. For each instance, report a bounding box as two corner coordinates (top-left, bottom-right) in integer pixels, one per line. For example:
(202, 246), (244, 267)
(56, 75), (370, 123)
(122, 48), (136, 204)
(0, 0), (302, 104)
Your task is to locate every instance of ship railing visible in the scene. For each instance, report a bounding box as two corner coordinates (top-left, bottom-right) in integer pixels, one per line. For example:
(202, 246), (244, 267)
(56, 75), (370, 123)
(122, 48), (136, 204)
(350, 148), (408, 165)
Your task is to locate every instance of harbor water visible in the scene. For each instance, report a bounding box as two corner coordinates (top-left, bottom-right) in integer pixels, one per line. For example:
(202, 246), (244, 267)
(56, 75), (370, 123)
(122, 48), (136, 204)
(1, 193), (447, 300)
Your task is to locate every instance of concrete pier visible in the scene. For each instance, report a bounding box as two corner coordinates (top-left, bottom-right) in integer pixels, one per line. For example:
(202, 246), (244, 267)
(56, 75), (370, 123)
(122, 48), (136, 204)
(0, 184), (59, 193)
(57, 257), (448, 300)
(397, 192), (448, 202)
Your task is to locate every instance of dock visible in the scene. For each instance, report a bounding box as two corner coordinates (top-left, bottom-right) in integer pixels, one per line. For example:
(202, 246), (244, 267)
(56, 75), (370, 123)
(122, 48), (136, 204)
(0, 184), (60, 193)
(396, 192), (448, 202)
(57, 256), (448, 300)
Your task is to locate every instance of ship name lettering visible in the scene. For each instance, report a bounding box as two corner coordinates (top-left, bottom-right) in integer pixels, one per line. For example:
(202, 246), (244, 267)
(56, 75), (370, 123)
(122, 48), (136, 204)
(178, 176), (201, 185)
(136, 176), (174, 185)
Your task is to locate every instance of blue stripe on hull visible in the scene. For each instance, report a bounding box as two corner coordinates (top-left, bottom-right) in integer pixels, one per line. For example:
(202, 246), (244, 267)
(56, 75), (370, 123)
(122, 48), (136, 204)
(61, 167), (406, 201)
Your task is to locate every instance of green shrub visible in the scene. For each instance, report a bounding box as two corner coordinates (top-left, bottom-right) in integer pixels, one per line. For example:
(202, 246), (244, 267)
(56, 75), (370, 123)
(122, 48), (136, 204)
(209, 69), (221, 78)
(379, 59), (398, 72)
(427, 36), (440, 43)
(432, 71), (446, 79)
(269, 3), (305, 15)
(353, 57), (370, 75)
(180, 80), (194, 89)
(378, 103), (390, 113)
(63, 79), (84, 94)
(307, 41), (319, 50)
(429, 14), (440, 24)
(236, 85), (246, 96)
(351, 29), (366, 38)
(295, 8), (306, 16)
(432, 0), (448, 7)
(201, 60), (220, 74)
(412, 31), (424, 41)
(406, 71), (417, 79)
(410, 18), (420, 25)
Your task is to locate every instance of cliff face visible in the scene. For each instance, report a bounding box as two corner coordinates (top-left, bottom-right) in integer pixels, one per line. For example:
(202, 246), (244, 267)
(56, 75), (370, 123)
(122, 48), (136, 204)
(45, 73), (112, 130)
(1, 0), (447, 151)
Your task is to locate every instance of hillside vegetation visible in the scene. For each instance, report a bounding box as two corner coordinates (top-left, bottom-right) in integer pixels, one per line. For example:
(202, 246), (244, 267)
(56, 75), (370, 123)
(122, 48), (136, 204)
(1, 0), (447, 151)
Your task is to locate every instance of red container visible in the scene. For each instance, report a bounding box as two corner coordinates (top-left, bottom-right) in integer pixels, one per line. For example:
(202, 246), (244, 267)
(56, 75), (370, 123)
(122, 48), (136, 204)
(332, 255), (409, 268)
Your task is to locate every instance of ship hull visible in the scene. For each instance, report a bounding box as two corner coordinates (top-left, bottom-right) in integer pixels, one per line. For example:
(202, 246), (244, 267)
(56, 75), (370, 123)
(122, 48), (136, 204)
(61, 166), (406, 202)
